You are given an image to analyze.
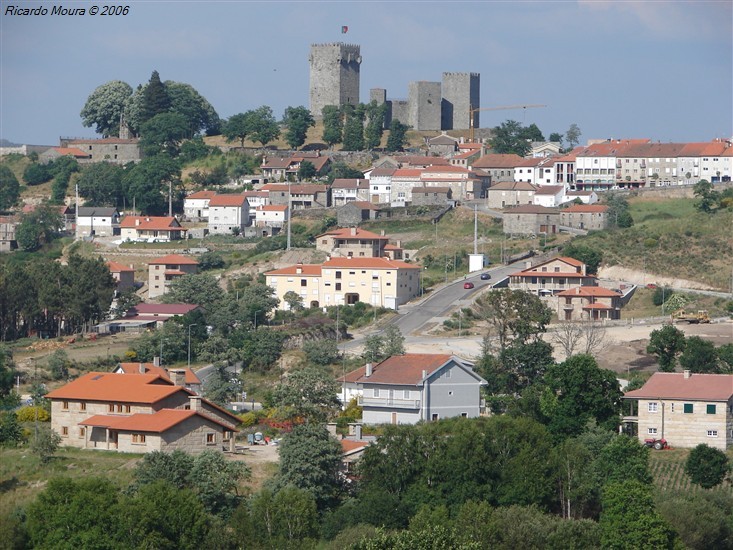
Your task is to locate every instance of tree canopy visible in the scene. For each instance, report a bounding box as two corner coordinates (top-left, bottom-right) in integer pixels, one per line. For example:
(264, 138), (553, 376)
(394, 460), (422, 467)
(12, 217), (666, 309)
(282, 106), (315, 150)
(80, 80), (133, 137)
(0, 165), (20, 210)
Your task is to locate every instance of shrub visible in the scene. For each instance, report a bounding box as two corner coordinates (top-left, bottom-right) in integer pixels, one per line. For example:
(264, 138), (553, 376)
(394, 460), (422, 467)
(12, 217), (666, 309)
(16, 406), (50, 423)
(685, 444), (730, 488)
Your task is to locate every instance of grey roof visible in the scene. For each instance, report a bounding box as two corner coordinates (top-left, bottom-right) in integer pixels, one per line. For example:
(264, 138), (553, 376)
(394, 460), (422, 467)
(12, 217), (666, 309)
(77, 207), (119, 217)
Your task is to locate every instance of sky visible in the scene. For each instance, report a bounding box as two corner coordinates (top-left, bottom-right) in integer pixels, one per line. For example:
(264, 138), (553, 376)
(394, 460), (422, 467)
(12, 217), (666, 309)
(1, 0), (731, 146)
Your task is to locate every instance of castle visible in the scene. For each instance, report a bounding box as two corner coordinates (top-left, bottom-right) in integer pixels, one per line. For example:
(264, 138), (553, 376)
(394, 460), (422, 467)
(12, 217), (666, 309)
(309, 43), (479, 132)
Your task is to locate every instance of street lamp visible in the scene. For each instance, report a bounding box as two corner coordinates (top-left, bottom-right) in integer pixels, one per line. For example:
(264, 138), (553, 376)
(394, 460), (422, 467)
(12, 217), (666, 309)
(187, 324), (197, 367)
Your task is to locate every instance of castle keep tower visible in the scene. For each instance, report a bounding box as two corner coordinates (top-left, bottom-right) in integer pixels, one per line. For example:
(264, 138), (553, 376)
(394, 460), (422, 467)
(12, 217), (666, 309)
(309, 43), (362, 118)
(441, 72), (480, 130)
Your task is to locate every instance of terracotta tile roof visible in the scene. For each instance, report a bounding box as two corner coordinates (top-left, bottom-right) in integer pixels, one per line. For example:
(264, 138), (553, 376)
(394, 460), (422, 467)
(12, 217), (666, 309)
(320, 227), (387, 240)
(576, 139), (650, 157)
(208, 194), (248, 207)
(341, 439), (370, 453)
(69, 138), (139, 144)
(346, 201), (381, 210)
(257, 205), (288, 211)
(344, 354), (459, 385)
(512, 270), (596, 279)
(624, 372), (733, 401)
(322, 257), (420, 270)
(392, 168), (424, 177)
(266, 264), (322, 276)
(46, 372), (182, 403)
(515, 157), (546, 167)
(557, 286), (620, 297)
(383, 243), (402, 250)
(472, 153), (524, 169)
(370, 166), (397, 177)
(186, 190), (218, 200)
(116, 363), (168, 378)
(332, 178), (369, 189)
(566, 190), (595, 196)
(126, 303), (200, 316)
(489, 181), (537, 191)
(504, 205), (559, 214)
(556, 256), (585, 267)
(120, 216), (185, 231)
(164, 270), (187, 276)
(51, 147), (90, 158)
(107, 261), (134, 273)
(148, 254), (198, 265)
(242, 191), (269, 198)
(422, 165), (469, 173)
(616, 142), (687, 159)
(534, 185), (564, 195)
(563, 204), (608, 213)
(80, 409), (234, 433)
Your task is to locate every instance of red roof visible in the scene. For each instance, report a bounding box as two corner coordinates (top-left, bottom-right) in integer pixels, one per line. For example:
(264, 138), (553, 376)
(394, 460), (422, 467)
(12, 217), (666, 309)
(186, 190), (217, 200)
(472, 153), (524, 169)
(107, 261), (134, 273)
(392, 168), (424, 178)
(116, 364), (201, 385)
(341, 439), (370, 454)
(322, 257), (419, 270)
(120, 216), (185, 231)
(332, 178), (369, 189)
(320, 227), (388, 240)
(534, 185), (564, 195)
(46, 372), (183, 404)
(265, 264), (322, 276)
(51, 147), (89, 158)
(148, 254), (198, 266)
(126, 303), (200, 316)
(209, 194), (248, 207)
(79, 409), (233, 433)
(343, 354), (458, 385)
(257, 204), (288, 212)
(624, 372), (733, 402)
(558, 286), (620, 297)
(563, 204), (609, 213)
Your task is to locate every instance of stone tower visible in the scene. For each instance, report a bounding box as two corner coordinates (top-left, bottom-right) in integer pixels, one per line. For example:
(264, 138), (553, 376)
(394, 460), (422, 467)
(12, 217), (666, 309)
(441, 72), (480, 130)
(408, 81), (442, 131)
(309, 43), (362, 119)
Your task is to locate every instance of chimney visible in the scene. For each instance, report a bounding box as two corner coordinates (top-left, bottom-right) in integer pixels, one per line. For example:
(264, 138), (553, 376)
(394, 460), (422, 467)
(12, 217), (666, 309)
(138, 363), (146, 374)
(381, 230), (385, 236)
(422, 369), (427, 379)
(189, 395), (202, 411)
(326, 422), (338, 437)
(354, 423), (362, 440)
(153, 356), (161, 367)
(296, 263), (303, 274)
(350, 226), (357, 236)
(169, 369), (186, 386)
(135, 218), (141, 226)
(365, 363), (372, 377)
(396, 240), (402, 248)
(684, 370), (691, 379)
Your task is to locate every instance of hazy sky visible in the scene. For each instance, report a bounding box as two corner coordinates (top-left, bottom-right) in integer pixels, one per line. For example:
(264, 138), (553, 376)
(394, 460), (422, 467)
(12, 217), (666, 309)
(1, 0), (731, 145)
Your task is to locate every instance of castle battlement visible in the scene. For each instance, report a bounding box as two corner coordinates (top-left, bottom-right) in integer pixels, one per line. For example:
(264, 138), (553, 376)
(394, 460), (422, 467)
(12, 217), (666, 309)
(442, 72), (480, 78)
(311, 42), (360, 51)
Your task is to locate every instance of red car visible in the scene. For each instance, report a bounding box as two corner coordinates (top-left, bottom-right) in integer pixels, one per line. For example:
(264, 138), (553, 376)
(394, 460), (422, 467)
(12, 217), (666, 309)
(463, 282), (474, 289)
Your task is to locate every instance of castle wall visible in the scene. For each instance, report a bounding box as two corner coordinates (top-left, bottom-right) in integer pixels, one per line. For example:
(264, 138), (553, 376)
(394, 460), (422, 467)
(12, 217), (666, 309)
(408, 81), (441, 131)
(390, 100), (409, 128)
(441, 73), (480, 130)
(309, 43), (361, 118)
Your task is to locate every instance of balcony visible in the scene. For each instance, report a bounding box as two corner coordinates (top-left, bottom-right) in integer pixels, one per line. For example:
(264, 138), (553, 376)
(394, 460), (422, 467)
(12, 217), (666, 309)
(359, 396), (421, 409)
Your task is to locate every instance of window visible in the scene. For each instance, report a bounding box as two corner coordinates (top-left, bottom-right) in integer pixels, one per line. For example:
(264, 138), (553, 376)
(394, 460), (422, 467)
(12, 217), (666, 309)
(80, 402), (86, 411)
(62, 401), (69, 410)
(108, 404), (115, 412)
(335, 283), (341, 291)
(79, 427), (85, 438)
(206, 433), (216, 445)
(648, 428), (657, 435)
(648, 402), (658, 413)
(301, 279), (307, 287)
(335, 271), (342, 279)
(707, 430), (718, 437)
(671, 403), (675, 413)
(116, 404), (123, 413)
(373, 388), (380, 398)
(461, 412), (468, 418)
(62, 427), (69, 436)
(554, 267), (560, 272)
(403, 390), (410, 399)
(684, 403), (693, 413)
(132, 433), (146, 444)
(707, 404), (717, 414)
(125, 405), (131, 413)
(431, 414), (439, 421)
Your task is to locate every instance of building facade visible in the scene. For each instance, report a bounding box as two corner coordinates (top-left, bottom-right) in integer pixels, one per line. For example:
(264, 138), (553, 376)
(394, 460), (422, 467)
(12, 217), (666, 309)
(208, 194), (250, 235)
(147, 254), (199, 299)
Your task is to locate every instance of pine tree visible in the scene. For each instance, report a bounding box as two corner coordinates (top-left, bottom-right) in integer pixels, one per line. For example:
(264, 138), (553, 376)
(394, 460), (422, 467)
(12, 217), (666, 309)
(140, 70), (171, 125)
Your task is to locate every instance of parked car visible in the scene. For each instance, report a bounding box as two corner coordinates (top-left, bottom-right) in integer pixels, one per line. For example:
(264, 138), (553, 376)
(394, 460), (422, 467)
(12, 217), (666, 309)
(463, 282), (474, 289)
(480, 273), (491, 280)
(646, 283), (658, 289)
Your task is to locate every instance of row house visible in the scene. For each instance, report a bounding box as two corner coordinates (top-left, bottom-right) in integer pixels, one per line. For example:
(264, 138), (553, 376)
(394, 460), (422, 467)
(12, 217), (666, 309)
(678, 141), (733, 184)
(552, 150), (580, 186)
(263, 184), (330, 209)
(389, 168), (421, 205)
(75, 207), (120, 238)
(514, 157), (557, 186)
(486, 180), (536, 209)
(369, 166), (397, 204)
(471, 153), (525, 184)
(502, 205), (559, 236)
(617, 143), (685, 187)
(533, 185), (566, 208)
(265, 256), (421, 310)
(509, 256), (596, 296)
(260, 153), (330, 181)
(46, 372), (239, 454)
(575, 139), (650, 191)
(560, 204), (609, 230)
(120, 216), (187, 242)
(331, 179), (370, 206)
(184, 190), (217, 220)
(148, 254), (198, 299)
(208, 194), (250, 235)
(420, 165), (489, 200)
(316, 227), (390, 258)
(557, 286), (622, 321)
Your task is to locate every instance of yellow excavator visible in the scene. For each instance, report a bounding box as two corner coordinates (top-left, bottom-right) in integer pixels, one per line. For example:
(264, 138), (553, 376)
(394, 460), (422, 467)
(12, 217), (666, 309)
(671, 309), (711, 324)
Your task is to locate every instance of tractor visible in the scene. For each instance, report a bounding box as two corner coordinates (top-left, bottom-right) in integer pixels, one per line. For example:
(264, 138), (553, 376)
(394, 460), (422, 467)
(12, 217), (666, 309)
(643, 438), (668, 450)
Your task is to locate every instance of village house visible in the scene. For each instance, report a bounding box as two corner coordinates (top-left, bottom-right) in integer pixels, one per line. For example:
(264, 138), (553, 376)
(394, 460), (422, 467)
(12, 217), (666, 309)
(113, 359), (202, 395)
(147, 254), (199, 299)
(509, 256), (597, 297)
(265, 256), (421, 310)
(369, 166), (397, 204)
(254, 204), (288, 236)
(75, 207), (120, 238)
(242, 191), (270, 223)
(560, 204), (610, 231)
(208, 194), (250, 235)
(533, 185), (566, 208)
(565, 190), (599, 204)
(486, 180), (537, 209)
(529, 141), (562, 158)
(336, 201), (381, 226)
(183, 190), (217, 220)
(420, 165), (490, 201)
(331, 179), (370, 206)
(316, 227), (390, 258)
(471, 153), (524, 184)
(427, 133), (458, 156)
(623, 372), (733, 450)
(0, 216), (18, 252)
(502, 204), (560, 236)
(120, 216), (187, 242)
(556, 286), (622, 321)
(263, 184), (330, 209)
(339, 354), (487, 425)
(60, 137), (142, 164)
(107, 261), (135, 292)
(45, 372), (239, 454)
(411, 186), (452, 206)
(260, 153), (330, 181)
(39, 146), (91, 164)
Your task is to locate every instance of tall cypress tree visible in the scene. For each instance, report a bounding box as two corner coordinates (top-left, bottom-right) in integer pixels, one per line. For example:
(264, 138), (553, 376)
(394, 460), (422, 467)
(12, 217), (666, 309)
(140, 70), (170, 125)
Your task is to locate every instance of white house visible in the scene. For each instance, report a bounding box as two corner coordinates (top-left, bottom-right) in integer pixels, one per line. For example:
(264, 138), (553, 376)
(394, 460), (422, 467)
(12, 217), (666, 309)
(255, 204), (288, 230)
(184, 190), (217, 220)
(242, 191), (269, 223)
(368, 166), (395, 204)
(75, 207), (120, 238)
(208, 194), (250, 235)
(331, 179), (370, 206)
(533, 185), (566, 208)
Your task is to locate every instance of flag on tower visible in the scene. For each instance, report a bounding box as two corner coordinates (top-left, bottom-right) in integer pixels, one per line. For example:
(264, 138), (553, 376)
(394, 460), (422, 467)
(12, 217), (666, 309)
(341, 26), (348, 34)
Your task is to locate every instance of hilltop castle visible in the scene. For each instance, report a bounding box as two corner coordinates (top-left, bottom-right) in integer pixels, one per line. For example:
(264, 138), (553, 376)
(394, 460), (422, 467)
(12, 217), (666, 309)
(308, 42), (480, 132)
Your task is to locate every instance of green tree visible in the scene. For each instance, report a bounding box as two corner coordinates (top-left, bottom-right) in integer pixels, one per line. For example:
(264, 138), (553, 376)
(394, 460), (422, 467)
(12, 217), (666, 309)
(364, 101), (387, 150)
(22, 162), (53, 186)
(652, 286), (673, 307)
(162, 272), (224, 309)
(47, 349), (70, 381)
(679, 336), (719, 373)
(247, 105), (280, 148)
(0, 411), (22, 446)
(693, 179), (720, 213)
(272, 365), (341, 422)
(140, 70), (171, 126)
(49, 156), (79, 204)
(489, 120), (531, 156)
(543, 355), (622, 437)
(647, 325), (687, 372)
(188, 450), (251, 516)
(386, 119), (409, 152)
(342, 105), (366, 151)
(134, 449), (194, 489)
(685, 443), (729, 488)
(15, 202), (63, 251)
(80, 80), (133, 137)
(382, 325), (406, 357)
(595, 434), (652, 485)
(247, 487), (319, 547)
(717, 343), (733, 373)
(0, 165), (21, 210)
(223, 112), (253, 148)
(562, 243), (602, 274)
(326, 161), (364, 184)
(303, 339), (340, 366)
(549, 132), (564, 145)
(657, 492), (733, 550)
(123, 154), (181, 215)
(565, 123), (582, 149)
(76, 162), (125, 207)
(282, 290), (304, 312)
(282, 106), (315, 149)
(600, 480), (674, 549)
(275, 423), (343, 509)
(30, 424), (62, 464)
(605, 193), (634, 228)
(519, 123), (545, 142)
(297, 160), (317, 180)
(140, 112), (191, 157)
(166, 80), (220, 137)
(322, 105), (343, 147)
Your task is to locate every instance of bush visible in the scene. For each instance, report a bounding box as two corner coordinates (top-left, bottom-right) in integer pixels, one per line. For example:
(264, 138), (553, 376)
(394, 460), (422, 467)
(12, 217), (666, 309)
(685, 443), (730, 488)
(16, 406), (50, 423)
(652, 287), (673, 306)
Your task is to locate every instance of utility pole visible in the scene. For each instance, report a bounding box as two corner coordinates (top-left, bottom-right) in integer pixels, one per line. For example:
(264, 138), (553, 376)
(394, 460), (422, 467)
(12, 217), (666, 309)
(187, 324), (197, 367)
(168, 181), (172, 217)
(286, 181), (292, 250)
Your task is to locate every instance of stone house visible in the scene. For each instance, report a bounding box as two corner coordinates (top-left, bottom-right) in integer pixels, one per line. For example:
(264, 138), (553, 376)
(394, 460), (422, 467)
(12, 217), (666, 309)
(60, 137), (142, 164)
(316, 227), (390, 258)
(260, 154), (330, 181)
(75, 207), (120, 238)
(486, 180), (537, 209)
(560, 204), (609, 230)
(107, 261), (135, 292)
(0, 216), (18, 252)
(502, 205), (559, 236)
(389, 168), (421, 206)
(427, 133), (458, 156)
(207, 194), (250, 235)
(265, 256), (421, 310)
(411, 186), (452, 206)
(263, 184), (330, 209)
(39, 147), (91, 164)
(340, 354), (487, 424)
(509, 256), (597, 297)
(45, 372), (239, 454)
(471, 153), (523, 184)
(147, 254), (199, 299)
(184, 190), (217, 220)
(336, 201), (381, 226)
(623, 372), (733, 450)
(120, 216), (187, 242)
(331, 179), (370, 206)
(369, 166), (397, 204)
(420, 165), (489, 201)
(556, 286), (622, 321)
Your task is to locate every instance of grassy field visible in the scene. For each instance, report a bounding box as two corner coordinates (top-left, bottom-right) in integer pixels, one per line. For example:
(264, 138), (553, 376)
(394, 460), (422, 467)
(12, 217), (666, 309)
(649, 447), (733, 495)
(574, 196), (733, 290)
(622, 287), (733, 319)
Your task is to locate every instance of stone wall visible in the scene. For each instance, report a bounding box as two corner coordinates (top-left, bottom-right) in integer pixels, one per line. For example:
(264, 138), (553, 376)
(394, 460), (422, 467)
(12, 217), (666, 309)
(441, 72), (480, 130)
(408, 81), (442, 131)
(309, 43), (361, 118)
